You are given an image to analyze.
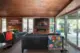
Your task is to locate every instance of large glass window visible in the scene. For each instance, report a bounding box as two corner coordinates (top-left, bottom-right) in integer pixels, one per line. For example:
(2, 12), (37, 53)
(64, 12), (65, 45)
(78, 19), (80, 47)
(49, 18), (54, 33)
(67, 10), (79, 45)
(78, 10), (80, 47)
(67, 18), (77, 45)
(28, 18), (33, 33)
(22, 18), (33, 33)
(56, 9), (80, 47)
(66, 9), (80, 47)
(56, 17), (65, 37)
(0, 18), (1, 32)
(2, 18), (7, 32)
(22, 18), (27, 32)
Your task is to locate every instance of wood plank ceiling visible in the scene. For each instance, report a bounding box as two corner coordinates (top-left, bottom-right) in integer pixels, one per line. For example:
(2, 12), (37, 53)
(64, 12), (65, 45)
(0, 0), (72, 17)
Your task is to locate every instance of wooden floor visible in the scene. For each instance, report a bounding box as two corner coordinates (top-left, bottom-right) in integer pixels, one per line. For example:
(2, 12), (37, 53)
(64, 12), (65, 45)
(0, 40), (48, 53)
(1, 39), (80, 53)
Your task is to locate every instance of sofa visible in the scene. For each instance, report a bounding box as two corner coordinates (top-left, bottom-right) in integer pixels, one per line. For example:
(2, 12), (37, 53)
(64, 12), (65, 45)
(22, 34), (48, 53)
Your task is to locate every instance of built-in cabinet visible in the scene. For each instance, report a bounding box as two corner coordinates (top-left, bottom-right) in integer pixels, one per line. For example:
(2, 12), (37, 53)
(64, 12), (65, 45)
(7, 17), (22, 32)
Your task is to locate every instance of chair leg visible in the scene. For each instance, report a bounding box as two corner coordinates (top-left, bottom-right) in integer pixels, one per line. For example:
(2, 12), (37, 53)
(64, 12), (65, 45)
(22, 49), (24, 53)
(60, 50), (68, 53)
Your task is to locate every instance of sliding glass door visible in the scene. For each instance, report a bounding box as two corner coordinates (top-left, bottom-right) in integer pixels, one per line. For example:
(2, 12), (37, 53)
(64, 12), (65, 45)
(67, 19), (77, 45)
